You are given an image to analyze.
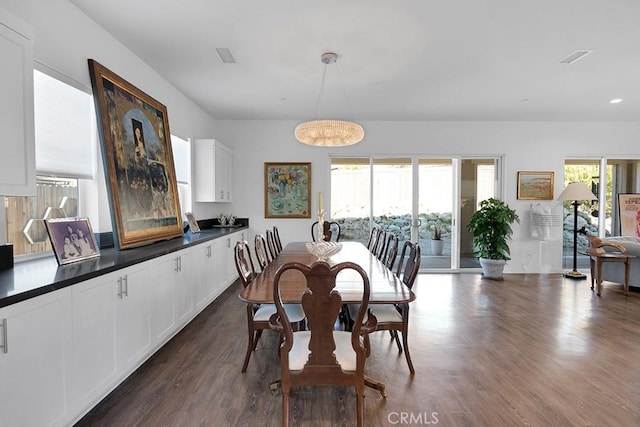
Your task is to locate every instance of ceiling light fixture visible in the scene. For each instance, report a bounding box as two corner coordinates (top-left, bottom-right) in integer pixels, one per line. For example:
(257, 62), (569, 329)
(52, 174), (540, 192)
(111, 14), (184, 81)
(610, 98), (623, 104)
(294, 52), (364, 147)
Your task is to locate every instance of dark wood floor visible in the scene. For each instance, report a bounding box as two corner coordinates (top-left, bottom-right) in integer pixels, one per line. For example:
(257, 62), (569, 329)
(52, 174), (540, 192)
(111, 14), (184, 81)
(76, 273), (640, 426)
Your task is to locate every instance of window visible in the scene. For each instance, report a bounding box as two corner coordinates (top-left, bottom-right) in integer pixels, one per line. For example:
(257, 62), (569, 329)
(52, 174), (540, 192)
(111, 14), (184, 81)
(171, 134), (192, 218)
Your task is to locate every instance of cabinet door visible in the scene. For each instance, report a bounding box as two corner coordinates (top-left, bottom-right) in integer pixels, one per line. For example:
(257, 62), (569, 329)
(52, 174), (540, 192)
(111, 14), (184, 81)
(149, 254), (177, 344)
(115, 264), (151, 373)
(0, 8), (36, 196)
(214, 143), (233, 202)
(0, 289), (71, 427)
(193, 139), (215, 202)
(153, 250), (194, 332)
(193, 242), (217, 311)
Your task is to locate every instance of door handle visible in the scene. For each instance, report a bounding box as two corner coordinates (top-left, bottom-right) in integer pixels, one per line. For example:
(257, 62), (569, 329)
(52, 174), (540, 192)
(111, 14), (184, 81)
(0, 318), (7, 354)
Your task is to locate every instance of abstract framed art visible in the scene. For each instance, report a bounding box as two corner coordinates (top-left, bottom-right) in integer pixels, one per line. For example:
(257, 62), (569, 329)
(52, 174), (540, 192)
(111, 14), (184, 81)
(88, 59), (183, 249)
(264, 162), (311, 218)
(517, 171), (554, 200)
(45, 217), (100, 265)
(618, 193), (640, 237)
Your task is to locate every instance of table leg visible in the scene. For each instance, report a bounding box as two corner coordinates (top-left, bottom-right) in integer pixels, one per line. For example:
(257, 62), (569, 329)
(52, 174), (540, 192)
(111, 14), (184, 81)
(597, 258), (603, 296)
(624, 258), (630, 296)
(589, 257), (595, 291)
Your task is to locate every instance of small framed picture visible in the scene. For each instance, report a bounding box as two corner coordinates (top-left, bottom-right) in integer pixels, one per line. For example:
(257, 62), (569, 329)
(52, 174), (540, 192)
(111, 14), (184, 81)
(45, 218), (100, 265)
(517, 171), (554, 200)
(185, 212), (200, 233)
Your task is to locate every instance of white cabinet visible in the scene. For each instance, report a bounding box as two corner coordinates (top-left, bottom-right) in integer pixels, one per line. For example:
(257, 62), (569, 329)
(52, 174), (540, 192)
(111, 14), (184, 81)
(69, 264), (151, 417)
(193, 139), (233, 202)
(153, 249), (195, 334)
(0, 289), (72, 427)
(0, 7), (36, 196)
(193, 242), (218, 311)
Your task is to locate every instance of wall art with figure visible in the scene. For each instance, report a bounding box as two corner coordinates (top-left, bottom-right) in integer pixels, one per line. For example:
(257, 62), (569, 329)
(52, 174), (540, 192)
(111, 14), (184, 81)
(264, 162), (311, 218)
(618, 193), (640, 237)
(88, 59), (183, 249)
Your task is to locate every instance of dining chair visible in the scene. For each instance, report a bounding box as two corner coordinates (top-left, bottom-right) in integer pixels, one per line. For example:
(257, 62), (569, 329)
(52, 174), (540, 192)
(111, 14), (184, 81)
(374, 229), (387, 260)
(254, 234), (272, 271)
(266, 229), (280, 259)
(347, 240), (421, 374)
(234, 240), (305, 373)
(273, 226), (283, 252)
(311, 220), (341, 242)
(366, 227), (380, 252)
(383, 233), (399, 271)
(269, 260), (378, 427)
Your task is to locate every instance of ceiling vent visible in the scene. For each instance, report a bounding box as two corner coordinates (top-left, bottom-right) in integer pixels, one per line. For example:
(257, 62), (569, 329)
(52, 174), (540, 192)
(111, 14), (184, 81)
(216, 48), (236, 64)
(560, 50), (594, 64)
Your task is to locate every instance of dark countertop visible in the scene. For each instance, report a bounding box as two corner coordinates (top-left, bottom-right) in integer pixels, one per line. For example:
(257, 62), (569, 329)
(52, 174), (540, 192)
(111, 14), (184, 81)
(0, 226), (248, 309)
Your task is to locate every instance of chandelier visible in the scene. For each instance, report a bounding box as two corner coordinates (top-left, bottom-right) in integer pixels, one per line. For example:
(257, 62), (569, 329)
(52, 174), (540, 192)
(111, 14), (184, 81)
(294, 52), (364, 147)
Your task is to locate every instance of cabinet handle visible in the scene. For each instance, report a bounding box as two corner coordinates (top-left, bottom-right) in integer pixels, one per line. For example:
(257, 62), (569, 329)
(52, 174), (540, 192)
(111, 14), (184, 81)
(207, 245), (212, 258)
(226, 191), (230, 199)
(117, 277), (124, 299)
(175, 256), (180, 273)
(122, 275), (129, 297)
(220, 190), (224, 199)
(1, 318), (7, 354)
(226, 238), (230, 248)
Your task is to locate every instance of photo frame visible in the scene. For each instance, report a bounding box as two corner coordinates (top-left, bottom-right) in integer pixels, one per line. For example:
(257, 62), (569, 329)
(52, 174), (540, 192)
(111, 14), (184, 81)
(517, 171), (554, 200)
(264, 162), (311, 218)
(45, 218), (100, 265)
(185, 212), (200, 233)
(88, 59), (183, 249)
(618, 193), (640, 237)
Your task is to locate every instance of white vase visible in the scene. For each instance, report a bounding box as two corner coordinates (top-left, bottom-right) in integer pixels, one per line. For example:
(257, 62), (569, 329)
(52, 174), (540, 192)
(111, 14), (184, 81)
(479, 258), (507, 280)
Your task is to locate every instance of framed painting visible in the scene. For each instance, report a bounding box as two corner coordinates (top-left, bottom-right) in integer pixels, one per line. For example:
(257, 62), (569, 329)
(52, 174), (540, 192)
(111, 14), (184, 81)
(517, 171), (554, 200)
(45, 217), (100, 265)
(88, 59), (183, 249)
(618, 193), (640, 237)
(185, 212), (200, 233)
(264, 162), (311, 218)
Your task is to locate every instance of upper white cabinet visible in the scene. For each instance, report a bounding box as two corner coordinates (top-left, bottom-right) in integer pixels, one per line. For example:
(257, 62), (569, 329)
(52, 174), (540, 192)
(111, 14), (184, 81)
(0, 7), (36, 196)
(193, 139), (233, 202)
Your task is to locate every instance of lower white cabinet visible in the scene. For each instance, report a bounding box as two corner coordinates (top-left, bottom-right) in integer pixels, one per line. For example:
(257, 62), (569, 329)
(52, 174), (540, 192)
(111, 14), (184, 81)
(0, 234), (242, 426)
(0, 288), (72, 427)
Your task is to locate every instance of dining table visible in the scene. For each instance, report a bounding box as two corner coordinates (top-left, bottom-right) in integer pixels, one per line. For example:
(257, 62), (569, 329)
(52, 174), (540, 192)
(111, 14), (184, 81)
(239, 241), (416, 397)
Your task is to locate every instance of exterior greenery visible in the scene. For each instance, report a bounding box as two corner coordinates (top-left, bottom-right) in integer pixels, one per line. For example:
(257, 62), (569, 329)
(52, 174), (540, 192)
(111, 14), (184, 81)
(467, 198), (520, 261)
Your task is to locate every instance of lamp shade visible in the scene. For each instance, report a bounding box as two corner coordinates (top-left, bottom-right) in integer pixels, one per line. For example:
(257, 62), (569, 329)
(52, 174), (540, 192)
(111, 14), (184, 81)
(556, 182), (597, 201)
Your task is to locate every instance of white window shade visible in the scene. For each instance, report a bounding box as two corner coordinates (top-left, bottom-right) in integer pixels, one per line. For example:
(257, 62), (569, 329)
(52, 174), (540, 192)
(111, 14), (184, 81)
(171, 135), (190, 184)
(34, 70), (95, 179)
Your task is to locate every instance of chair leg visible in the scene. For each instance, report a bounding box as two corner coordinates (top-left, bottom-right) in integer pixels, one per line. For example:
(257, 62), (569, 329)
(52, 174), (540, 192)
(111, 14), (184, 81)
(282, 385), (290, 427)
(391, 330), (402, 353)
(253, 329), (264, 350)
(401, 327), (415, 375)
(242, 330), (254, 373)
(355, 385), (365, 427)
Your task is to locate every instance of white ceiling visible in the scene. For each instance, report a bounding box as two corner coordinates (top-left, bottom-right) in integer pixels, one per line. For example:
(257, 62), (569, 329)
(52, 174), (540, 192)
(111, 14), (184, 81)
(72, 0), (640, 121)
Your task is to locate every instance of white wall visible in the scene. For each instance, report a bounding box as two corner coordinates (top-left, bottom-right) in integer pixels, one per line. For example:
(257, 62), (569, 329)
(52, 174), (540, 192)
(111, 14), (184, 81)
(214, 119), (640, 273)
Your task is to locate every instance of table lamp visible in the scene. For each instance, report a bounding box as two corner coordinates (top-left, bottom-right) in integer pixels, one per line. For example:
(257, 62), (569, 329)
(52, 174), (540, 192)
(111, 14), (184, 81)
(557, 182), (597, 279)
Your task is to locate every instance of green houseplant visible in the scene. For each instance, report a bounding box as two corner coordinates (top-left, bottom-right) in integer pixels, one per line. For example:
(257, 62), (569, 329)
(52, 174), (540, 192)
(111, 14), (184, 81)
(467, 198), (519, 279)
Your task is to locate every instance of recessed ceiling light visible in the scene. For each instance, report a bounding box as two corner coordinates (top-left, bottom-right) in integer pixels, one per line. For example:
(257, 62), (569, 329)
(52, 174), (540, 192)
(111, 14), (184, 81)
(609, 98), (623, 104)
(559, 50), (594, 64)
(215, 48), (236, 64)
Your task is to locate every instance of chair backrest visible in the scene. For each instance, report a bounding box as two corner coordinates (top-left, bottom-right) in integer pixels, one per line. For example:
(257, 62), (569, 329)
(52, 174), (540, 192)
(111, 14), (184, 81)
(265, 229), (279, 259)
(396, 241), (421, 289)
(234, 240), (256, 288)
(271, 260), (375, 374)
(366, 227), (380, 251)
(374, 230), (387, 260)
(273, 226), (283, 252)
(384, 233), (399, 271)
(311, 221), (341, 242)
(254, 234), (271, 271)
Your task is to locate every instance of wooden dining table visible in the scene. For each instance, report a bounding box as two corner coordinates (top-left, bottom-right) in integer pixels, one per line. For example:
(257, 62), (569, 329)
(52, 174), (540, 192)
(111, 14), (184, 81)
(239, 241), (416, 398)
(239, 241), (416, 305)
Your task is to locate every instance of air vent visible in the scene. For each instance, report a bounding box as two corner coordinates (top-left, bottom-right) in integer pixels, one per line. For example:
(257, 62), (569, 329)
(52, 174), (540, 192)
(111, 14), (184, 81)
(560, 50), (594, 64)
(216, 48), (236, 64)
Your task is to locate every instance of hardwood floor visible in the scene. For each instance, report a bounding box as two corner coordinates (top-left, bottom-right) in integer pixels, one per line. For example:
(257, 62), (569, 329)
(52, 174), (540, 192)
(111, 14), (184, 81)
(76, 273), (640, 426)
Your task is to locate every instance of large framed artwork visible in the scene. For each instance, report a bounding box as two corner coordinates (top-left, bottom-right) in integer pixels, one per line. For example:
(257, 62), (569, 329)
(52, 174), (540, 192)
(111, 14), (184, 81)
(517, 171), (554, 200)
(88, 59), (183, 249)
(45, 218), (100, 265)
(618, 193), (640, 237)
(264, 162), (311, 218)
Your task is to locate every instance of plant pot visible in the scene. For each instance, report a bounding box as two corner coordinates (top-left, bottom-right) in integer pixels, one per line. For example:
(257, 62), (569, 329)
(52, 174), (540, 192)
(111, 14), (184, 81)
(430, 239), (444, 256)
(479, 258), (506, 280)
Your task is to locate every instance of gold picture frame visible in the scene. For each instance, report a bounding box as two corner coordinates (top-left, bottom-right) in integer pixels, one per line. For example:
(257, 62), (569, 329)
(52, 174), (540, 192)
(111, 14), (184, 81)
(88, 59), (183, 249)
(264, 162), (311, 218)
(517, 171), (554, 200)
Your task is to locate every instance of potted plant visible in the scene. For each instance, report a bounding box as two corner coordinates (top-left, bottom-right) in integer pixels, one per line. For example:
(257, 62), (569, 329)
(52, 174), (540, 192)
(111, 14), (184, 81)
(429, 221), (445, 256)
(466, 198), (520, 279)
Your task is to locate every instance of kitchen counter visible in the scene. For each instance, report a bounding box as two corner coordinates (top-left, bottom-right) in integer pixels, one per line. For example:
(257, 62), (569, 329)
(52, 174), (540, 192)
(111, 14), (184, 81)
(0, 226), (248, 308)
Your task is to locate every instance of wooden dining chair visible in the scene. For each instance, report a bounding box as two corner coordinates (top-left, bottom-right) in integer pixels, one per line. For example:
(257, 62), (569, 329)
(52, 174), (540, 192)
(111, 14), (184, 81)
(266, 229), (280, 259)
(269, 260), (379, 427)
(347, 240), (421, 374)
(374, 229), (387, 260)
(273, 226), (283, 252)
(383, 233), (399, 271)
(234, 241), (305, 373)
(254, 234), (272, 271)
(366, 227), (380, 252)
(311, 221), (341, 242)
